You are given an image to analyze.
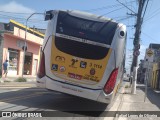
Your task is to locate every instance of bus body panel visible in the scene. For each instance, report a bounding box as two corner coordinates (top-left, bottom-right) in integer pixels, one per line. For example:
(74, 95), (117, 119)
(50, 35), (112, 86)
(45, 77), (101, 101)
(37, 10), (126, 104)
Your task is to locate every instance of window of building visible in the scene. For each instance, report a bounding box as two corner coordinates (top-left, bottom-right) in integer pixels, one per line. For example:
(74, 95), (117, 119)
(24, 52), (32, 75)
(8, 48), (19, 75)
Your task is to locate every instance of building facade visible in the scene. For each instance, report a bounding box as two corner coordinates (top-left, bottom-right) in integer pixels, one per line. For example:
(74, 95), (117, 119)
(140, 43), (160, 88)
(0, 20), (45, 77)
(152, 62), (160, 89)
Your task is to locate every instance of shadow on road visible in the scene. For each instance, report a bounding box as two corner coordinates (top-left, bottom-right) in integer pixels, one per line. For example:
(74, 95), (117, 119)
(0, 88), (109, 117)
(138, 85), (160, 109)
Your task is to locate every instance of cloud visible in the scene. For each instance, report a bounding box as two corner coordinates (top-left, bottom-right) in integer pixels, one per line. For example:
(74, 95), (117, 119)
(0, 1), (35, 13)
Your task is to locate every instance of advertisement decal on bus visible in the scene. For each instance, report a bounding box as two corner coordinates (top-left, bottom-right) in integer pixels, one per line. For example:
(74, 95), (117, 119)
(50, 37), (112, 84)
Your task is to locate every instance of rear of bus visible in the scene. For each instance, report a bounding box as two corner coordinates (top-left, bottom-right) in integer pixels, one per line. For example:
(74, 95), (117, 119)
(37, 10), (126, 104)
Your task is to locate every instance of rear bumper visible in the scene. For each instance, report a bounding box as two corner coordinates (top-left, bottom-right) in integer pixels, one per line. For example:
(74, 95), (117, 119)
(97, 91), (113, 103)
(36, 76), (112, 104)
(36, 76), (46, 88)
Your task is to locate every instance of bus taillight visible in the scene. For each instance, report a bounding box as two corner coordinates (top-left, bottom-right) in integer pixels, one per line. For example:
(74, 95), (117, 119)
(104, 68), (118, 94)
(37, 51), (45, 78)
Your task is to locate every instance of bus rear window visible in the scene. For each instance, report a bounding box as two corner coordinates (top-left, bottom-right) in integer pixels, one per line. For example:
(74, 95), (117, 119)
(55, 36), (109, 60)
(56, 11), (118, 45)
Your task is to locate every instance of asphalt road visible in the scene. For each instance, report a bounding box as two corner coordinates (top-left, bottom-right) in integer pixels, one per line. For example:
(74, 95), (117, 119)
(0, 87), (114, 120)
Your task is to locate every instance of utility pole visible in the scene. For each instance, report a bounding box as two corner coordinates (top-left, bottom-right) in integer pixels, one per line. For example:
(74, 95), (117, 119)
(22, 13), (44, 77)
(131, 0), (146, 94)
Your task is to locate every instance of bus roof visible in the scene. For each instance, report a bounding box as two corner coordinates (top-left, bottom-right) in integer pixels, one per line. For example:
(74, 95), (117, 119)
(54, 10), (117, 23)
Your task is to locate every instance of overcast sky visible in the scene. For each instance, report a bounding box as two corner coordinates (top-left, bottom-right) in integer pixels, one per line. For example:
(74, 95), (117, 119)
(0, 0), (159, 73)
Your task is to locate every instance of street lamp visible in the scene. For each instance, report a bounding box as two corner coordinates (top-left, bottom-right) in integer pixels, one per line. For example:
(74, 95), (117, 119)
(22, 12), (45, 77)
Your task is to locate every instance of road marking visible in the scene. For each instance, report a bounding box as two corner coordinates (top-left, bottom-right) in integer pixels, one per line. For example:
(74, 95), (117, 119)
(0, 92), (50, 104)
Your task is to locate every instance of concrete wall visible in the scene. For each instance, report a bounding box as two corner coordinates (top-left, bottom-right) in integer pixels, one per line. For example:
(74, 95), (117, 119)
(14, 27), (43, 45)
(151, 63), (159, 89)
(2, 32), (41, 77)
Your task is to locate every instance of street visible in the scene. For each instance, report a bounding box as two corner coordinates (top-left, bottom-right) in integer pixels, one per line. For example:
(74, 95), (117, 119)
(1, 0), (160, 120)
(0, 81), (160, 120)
(0, 86), (113, 119)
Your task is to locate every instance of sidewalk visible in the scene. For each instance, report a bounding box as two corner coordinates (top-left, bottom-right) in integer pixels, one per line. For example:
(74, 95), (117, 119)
(0, 82), (36, 88)
(117, 84), (160, 120)
(0, 76), (37, 88)
(0, 76), (36, 82)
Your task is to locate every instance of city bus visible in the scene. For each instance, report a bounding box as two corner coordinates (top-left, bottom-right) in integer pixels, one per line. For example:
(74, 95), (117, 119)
(37, 10), (127, 104)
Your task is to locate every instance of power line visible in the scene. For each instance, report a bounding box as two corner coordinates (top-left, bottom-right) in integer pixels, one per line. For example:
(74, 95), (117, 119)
(144, 6), (160, 22)
(142, 0), (149, 20)
(0, 4), (126, 14)
(99, 6), (125, 16)
(142, 32), (159, 43)
(146, 0), (153, 16)
(0, 14), (45, 22)
(112, 15), (135, 21)
(116, 0), (137, 14)
(83, 0), (136, 12)
(84, 4), (120, 12)
(116, 16), (134, 22)
(129, 0), (137, 11)
(0, 10), (34, 14)
(145, 12), (160, 22)
(113, 15), (129, 19)
(0, 14), (25, 20)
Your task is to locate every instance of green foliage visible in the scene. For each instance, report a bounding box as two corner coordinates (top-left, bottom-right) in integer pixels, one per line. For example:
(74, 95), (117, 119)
(125, 85), (129, 88)
(4, 80), (10, 82)
(15, 77), (27, 82)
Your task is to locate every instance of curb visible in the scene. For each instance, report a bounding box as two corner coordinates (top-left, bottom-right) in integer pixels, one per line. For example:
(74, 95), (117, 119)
(0, 81), (37, 88)
(0, 85), (36, 89)
(0, 86), (36, 88)
(0, 78), (36, 82)
(0, 85), (36, 87)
